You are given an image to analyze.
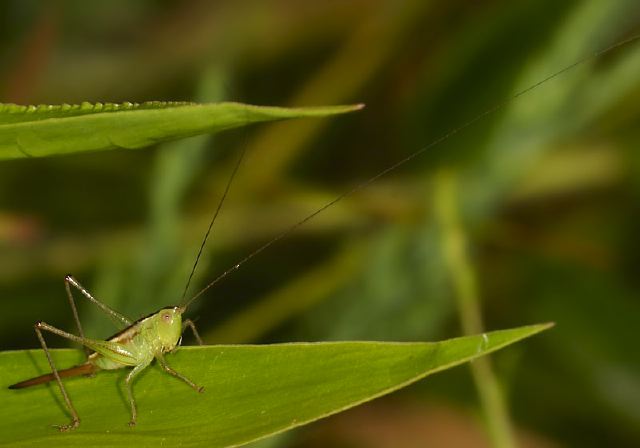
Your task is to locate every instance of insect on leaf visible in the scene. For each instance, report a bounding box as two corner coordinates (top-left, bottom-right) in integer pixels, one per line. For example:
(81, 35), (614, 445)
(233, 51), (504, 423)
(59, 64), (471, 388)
(1, 323), (552, 447)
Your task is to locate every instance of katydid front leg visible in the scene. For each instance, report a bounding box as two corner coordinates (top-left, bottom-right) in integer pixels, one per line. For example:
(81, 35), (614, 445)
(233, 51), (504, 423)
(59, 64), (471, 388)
(157, 354), (204, 393)
(182, 318), (204, 346)
(125, 360), (152, 427)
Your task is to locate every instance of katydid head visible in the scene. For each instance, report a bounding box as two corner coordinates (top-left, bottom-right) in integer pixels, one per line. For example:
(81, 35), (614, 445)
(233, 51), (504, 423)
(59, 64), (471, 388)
(156, 306), (183, 352)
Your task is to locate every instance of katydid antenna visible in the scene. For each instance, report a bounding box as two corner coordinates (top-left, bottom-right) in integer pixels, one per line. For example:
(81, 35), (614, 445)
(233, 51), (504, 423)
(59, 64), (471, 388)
(179, 111), (251, 303)
(181, 32), (640, 312)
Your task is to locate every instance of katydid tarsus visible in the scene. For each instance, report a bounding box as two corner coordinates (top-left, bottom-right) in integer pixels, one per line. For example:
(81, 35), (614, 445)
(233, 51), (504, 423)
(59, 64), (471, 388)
(8, 33), (640, 432)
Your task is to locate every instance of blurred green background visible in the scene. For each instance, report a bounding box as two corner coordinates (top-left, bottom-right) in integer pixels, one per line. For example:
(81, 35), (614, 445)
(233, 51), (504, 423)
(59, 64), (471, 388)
(1, 1), (640, 447)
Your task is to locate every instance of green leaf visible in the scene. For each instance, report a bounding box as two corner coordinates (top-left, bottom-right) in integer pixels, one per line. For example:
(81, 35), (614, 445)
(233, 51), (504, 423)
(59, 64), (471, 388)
(1, 323), (551, 447)
(0, 102), (363, 160)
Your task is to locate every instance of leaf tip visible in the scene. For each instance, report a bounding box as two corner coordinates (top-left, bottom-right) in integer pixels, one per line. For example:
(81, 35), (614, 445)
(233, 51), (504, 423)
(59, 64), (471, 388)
(327, 103), (365, 114)
(525, 321), (556, 336)
(539, 321), (556, 331)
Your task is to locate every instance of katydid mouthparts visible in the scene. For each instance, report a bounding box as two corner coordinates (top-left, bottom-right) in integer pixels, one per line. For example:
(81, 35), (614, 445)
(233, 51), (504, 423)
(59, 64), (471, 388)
(8, 32), (640, 432)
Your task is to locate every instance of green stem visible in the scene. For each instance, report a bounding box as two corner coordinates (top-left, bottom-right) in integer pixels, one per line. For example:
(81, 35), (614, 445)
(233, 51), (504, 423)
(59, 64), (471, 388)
(434, 169), (517, 448)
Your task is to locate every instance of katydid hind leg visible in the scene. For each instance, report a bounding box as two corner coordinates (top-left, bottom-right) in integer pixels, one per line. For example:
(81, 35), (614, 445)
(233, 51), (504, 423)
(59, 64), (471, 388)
(64, 274), (134, 360)
(64, 274), (133, 328)
(28, 321), (135, 430)
(34, 322), (81, 432)
(64, 277), (91, 358)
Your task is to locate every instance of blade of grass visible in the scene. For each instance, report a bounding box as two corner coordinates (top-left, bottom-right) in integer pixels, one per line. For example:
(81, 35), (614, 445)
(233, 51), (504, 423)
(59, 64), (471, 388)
(0, 102), (362, 160)
(435, 169), (517, 448)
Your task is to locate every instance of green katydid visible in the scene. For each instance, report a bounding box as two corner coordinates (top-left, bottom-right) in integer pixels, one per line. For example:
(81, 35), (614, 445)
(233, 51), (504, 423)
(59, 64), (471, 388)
(8, 129), (253, 431)
(8, 32), (640, 432)
(9, 285), (197, 431)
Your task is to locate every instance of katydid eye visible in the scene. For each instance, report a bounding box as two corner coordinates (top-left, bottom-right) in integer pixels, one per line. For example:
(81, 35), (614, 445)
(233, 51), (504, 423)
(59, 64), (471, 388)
(162, 313), (171, 322)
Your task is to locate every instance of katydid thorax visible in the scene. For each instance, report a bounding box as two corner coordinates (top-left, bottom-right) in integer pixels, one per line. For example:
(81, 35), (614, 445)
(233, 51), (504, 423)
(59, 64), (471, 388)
(8, 32), (640, 432)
